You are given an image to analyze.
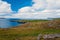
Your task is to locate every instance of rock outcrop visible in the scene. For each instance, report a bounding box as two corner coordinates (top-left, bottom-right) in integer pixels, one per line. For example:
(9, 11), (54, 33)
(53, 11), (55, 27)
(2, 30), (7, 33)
(37, 34), (60, 40)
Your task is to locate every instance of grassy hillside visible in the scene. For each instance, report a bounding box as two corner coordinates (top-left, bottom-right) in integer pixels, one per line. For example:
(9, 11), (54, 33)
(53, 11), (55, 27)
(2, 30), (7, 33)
(0, 19), (60, 40)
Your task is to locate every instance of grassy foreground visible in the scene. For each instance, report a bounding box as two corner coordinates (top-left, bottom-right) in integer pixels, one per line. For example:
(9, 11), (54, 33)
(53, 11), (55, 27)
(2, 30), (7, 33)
(0, 19), (60, 40)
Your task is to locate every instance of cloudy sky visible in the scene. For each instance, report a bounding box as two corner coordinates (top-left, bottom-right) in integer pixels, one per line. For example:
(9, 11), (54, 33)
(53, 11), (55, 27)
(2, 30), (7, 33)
(0, 0), (60, 19)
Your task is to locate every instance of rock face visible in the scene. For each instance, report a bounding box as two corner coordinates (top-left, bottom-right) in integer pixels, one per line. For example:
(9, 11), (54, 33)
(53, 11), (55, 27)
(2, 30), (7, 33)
(37, 34), (60, 40)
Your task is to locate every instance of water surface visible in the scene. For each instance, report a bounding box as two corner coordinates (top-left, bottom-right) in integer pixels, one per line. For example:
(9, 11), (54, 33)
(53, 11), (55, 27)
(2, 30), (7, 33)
(0, 19), (23, 28)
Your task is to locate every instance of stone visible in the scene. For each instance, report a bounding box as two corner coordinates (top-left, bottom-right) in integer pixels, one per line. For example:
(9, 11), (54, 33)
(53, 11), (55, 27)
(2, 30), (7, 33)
(37, 34), (60, 40)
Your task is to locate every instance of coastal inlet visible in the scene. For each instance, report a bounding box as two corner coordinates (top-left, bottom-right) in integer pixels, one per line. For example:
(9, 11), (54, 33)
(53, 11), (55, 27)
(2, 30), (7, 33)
(0, 18), (26, 28)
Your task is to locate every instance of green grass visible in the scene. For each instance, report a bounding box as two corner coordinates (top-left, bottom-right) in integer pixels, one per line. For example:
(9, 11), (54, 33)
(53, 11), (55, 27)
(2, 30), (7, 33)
(0, 29), (60, 40)
(0, 28), (60, 40)
(0, 19), (60, 40)
(16, 19), (49, 22)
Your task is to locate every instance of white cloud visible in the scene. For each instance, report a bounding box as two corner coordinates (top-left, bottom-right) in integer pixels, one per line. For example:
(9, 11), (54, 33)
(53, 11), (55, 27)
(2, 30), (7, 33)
(0, 0), (12, 15)
(1, 0), (60, 19)
(46, 0), (56, 9)
(32, 0), (47, 11)
(4, 11), (59, 19)
(56, 0), (60, 9)
(19, 0), (47, 13)
(19, 7), (34, 13)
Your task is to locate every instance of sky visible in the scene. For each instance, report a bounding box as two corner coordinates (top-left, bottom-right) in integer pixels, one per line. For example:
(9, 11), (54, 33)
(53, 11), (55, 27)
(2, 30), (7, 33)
(0, 0), (60, 19)
(2, 0), (33, 11)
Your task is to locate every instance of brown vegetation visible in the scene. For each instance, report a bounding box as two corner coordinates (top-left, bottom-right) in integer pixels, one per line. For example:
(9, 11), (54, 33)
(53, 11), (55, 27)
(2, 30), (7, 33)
(0, 19), (60, 40)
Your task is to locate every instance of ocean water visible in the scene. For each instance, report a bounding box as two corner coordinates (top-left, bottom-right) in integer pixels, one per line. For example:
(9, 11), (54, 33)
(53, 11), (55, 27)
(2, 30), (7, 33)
(0, 19), (23, 28)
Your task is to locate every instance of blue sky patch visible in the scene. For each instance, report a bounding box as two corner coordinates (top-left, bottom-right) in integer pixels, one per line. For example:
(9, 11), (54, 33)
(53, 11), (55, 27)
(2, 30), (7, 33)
(2, 0), (34, 12)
